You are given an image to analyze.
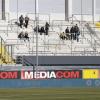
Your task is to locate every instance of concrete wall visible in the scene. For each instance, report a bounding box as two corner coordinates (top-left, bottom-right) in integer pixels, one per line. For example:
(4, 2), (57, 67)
(22, 56), (100, 66)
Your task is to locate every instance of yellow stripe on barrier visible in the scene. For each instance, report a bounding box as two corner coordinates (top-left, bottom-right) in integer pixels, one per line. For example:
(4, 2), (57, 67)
(95, 22), (100, 29)
(83, 69), (99, 79)
(0, 43), (15, 64)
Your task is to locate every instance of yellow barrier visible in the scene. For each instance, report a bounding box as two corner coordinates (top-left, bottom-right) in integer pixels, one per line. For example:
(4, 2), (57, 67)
(0, 43), (15, 64)
(83, 69), (99, 79)
(95, 22), (100, 29)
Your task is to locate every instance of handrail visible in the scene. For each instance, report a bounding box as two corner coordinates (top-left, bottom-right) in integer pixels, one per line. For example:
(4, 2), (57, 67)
(85, 23), (100, 46)
(13, 51), (100, 56)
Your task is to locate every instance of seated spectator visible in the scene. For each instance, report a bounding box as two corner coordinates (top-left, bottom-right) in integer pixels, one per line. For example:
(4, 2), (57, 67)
(24, 31), (29, 41)
(40, 26), (45, 35)
(18, 31), (24, 40)
(60, 32), (66, 40)
(19, 15), (24, 28)
(34, 25), (40, 33)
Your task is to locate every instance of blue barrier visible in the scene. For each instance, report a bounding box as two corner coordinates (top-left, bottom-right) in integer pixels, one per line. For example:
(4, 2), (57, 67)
(0, 79), (100, 88)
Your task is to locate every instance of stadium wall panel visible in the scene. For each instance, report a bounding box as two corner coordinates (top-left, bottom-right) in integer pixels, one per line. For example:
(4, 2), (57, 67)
(0, 79), (100, 88)
(23, 56), (100, 65)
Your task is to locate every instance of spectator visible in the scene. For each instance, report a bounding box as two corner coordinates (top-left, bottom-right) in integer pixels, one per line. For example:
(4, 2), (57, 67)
(34, 25), (40, 33)
(65, 27), (70, 40)
(24, 31), (29, 41)
(45, 22), (50, 35)
(19, 15), (24, 28)
(70, 26), (75, 40)
(74, 24), (80, 42)
(65, 27), (69, 33)
(25, 15), (29, 28)
(40, 26), (45, 35)
(18, 31), (24, 40)
(60, 32), (66, 40)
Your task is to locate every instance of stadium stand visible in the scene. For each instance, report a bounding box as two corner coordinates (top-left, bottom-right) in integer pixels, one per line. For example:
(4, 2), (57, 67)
(0, 13), (100, 65)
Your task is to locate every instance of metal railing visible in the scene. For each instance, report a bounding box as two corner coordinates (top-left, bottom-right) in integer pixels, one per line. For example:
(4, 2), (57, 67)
(1, 16), (100, 57)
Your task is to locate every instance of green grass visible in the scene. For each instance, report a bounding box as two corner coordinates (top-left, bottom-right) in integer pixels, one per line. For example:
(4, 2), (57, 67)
(0, 88), (100, 100)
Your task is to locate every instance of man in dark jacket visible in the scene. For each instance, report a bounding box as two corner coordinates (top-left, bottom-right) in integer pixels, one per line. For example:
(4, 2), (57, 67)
(65, 27), (70, 40)
(19, 15), (24, 28)
(45, 22), (50, 35)
(25, 15), (29, 28)
(74, 24), (80, 42)
(65, 27), (69, 33)
(70, 26), (75, 40)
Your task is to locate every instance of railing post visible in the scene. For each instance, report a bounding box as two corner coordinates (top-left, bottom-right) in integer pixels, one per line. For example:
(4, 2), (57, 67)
(2, 0), (5, 20)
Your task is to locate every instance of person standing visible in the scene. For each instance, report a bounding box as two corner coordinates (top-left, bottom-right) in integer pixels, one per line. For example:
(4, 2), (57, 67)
(65, 27), (69, 33)
(74, 24), (80, 42)
(45, 22), (50, 35)
(25, 15), (29, 28)
(19, 15), (24, 28)
(65, 27), (70, 40)
(70, 26), (75, 40)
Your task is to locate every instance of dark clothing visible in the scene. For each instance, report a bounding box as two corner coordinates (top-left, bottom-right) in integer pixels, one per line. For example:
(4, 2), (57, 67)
(65, 28), (70, 39)
(45, 29), (49, 35)
(15, 22), (20, 26)
(74, 25), (80, 42)
(45, 22), (50, 35)
(34, 26), (40, 33)
(18, 32), (24, 39)
(19, 16), (24, 28)
(65, 28), (69, 33)
(24, 32), (29, 41)
(25, 17), (29, 28)
(70, 27), (75, 40)
(70, 27), (74, 33)
(40, 27), (45, 35)
(74, 25), (79, 33)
